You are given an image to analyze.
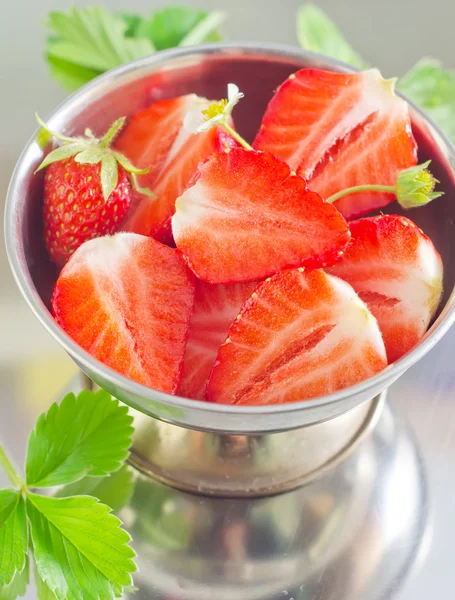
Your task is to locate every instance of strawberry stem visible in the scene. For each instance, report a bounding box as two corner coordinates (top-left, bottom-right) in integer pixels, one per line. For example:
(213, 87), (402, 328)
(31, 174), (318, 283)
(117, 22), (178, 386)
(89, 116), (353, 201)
(326, 184), (396, 204)
(221, 123), (253, 151)
(99, 117), (127, 149)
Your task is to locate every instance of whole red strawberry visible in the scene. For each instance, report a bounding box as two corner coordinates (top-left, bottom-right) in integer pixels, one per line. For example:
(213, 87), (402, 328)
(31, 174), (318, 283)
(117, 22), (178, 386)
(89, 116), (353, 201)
(36, 116), (152, 266)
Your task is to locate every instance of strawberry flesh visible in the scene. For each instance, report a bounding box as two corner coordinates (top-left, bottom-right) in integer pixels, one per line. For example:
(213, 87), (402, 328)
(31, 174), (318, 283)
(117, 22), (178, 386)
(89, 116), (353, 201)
(52, 233), (195, 392)
(172, 148), (350, 283)
(207, 269), (387, 405)
(115, 95), (199, 188)
(115, 94), (236, 243)
(177, 280), (258, 400)
(253, 68), (417, 219)
(327, 215), (443, 362)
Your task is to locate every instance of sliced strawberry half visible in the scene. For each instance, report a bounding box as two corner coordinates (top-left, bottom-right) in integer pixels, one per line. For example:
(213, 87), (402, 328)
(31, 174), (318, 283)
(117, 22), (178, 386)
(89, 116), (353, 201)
(177, 280), (258, 400)
(207, 269), (387, 405)
(115, 94), (201, 187)
(115, 95), (236, 243)
(172, 148), (350, 283)
(123, 126), (236, 243)
(327, 215), (443, 362)
(52, 233), (195, 392)
(253, 68), (417, 219)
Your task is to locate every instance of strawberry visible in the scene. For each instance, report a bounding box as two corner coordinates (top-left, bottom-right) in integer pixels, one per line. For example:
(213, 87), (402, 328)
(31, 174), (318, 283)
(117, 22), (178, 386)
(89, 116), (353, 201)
(207, 269), (387, 405)
(52, 233), (195, 392)
(327, 215), (443, 362)
(253, 68), (417, 219)
(115, 95), (200, 188)
(172, 148), (350, 283)
(177, 280), (258, 400)
(115, 95), (236, 243)
(43, 160), (131, 266)
(37, 116), (151, 266)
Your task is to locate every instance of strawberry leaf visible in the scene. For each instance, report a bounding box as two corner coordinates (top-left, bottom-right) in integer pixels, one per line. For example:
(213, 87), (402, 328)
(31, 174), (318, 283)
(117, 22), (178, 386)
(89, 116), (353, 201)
(27, 493), (136, 600)
(139, 7), (225, 50)
(297, 4), (368, 69)
(0, 492), (28, 586)
(179, 11), (226, 47)
(119, 13), (147, 39)
(35, 564), (57, 600)
(56, 465), (135, 513)
(45, 7), (154, 89)
(101, 154), (119, 200)
(0, 558), (29, 600)
(398, 58), (455, 144)
(46, 54), (102, 93)
(25, 390), (133, 488)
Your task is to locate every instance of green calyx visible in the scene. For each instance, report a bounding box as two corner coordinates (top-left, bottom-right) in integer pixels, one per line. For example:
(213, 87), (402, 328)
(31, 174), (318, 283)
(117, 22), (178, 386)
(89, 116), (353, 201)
(325, 161), (443, 209)
(396, 160), (444, 209)
(35, 114), (155, 200)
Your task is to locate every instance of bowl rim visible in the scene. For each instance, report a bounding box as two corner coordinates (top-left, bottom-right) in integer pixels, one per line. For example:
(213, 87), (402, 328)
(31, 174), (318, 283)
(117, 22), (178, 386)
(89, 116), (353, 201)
(5, 41), (455, 418)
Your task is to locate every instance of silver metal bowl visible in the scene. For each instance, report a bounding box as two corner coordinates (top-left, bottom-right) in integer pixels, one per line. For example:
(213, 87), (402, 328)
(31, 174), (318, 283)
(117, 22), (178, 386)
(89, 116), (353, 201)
(5, 43), (455, 494)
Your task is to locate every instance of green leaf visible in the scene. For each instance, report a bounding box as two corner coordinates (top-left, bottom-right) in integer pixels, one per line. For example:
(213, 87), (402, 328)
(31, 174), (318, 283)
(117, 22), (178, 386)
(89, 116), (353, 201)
(0, 492), (28, 586)
(143, 7), (225, 51)
(101, 155), (119, 200)
(0, 491), (18, 525)
(25, 390), (134, 488)
(27, 493), (136, 600)
(34, 143), (87, 173)
(0, 559), (29, 600)
(34, 563), (57, 600)
(119, 13), (146, 39)
(179, 11), (227, 47)
(297, 4), (367, 69)
(398, 57), (455, 143)
(56, 465), (135, 513)
(45, 7), (154, 83)
(46, 55), (102, 92)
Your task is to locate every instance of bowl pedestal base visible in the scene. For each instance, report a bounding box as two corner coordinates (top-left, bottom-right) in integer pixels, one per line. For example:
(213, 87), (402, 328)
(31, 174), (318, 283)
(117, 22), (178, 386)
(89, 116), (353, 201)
(82, 373), (384, 497)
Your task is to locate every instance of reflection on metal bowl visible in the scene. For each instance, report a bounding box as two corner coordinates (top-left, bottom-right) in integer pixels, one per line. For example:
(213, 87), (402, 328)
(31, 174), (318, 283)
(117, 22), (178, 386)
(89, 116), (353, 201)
(127, 403), (428, 600)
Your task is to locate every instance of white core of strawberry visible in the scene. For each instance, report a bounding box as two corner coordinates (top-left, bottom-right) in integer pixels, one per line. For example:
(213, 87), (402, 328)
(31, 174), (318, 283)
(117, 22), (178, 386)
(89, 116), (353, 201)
(319, 274), (387, 368)
(173, 183), (213, 232)
(164, 95), (212, 168)
(218, 272), (386, 405)
(340, 232), (443, 323)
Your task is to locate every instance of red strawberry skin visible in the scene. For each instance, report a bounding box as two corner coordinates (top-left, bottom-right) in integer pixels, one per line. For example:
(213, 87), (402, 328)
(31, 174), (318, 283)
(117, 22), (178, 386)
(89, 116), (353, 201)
(253, 68), (417, 219)
(327, 215), (443, 362)
(172, 148), (350, 283)
(177, 280), (258, 400)
(115, 94), (236, 243)
(52, 233), (195, 392)
(43, 159), (131, 266)
(207, 269), (387, 405)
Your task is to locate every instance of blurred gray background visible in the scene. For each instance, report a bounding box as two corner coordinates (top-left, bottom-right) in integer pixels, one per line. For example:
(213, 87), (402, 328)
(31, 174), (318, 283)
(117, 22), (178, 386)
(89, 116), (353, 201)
(1, 1), (454, 598)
